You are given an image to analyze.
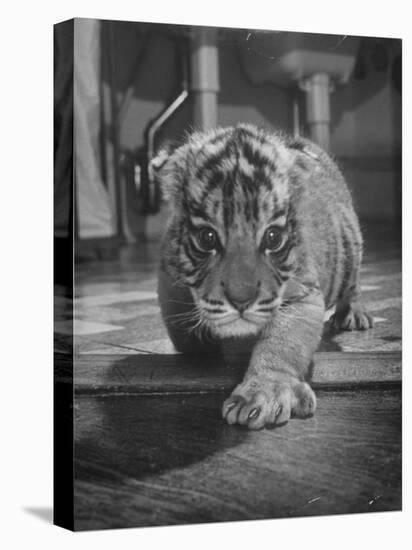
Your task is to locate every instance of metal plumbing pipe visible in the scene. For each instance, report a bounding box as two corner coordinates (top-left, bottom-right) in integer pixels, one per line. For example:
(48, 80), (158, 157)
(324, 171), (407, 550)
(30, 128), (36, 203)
(144, 44), (189, 212)
(300, 72), (332, 151)
(147, 88), (189, 162)
(190, 27), (220, 130)
(147, 45), (189, 162)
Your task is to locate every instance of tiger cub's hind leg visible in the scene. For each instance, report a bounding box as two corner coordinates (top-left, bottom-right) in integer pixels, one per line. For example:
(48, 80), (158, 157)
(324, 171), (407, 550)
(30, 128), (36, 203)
(330, 276), (374, 332)
(329, 213), (374, 333)
(330, 296), (374, 331)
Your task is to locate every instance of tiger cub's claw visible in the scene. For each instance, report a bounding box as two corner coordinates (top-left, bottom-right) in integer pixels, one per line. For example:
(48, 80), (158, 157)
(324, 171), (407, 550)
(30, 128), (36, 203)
(222, 377), (316, 430)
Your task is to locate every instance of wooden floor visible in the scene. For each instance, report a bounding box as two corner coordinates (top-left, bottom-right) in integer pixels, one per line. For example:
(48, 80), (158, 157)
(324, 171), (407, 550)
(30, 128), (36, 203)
(73, 388), (401, 530)
(55, 222), (402, 530)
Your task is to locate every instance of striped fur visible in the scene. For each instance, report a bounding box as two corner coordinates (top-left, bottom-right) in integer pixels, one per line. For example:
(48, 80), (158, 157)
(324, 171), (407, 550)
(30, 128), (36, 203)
(155, 124), (373, 428)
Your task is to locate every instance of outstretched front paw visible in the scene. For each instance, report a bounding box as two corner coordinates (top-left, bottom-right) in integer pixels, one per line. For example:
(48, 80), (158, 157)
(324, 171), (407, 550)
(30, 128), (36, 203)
(222, 377), (316, 430)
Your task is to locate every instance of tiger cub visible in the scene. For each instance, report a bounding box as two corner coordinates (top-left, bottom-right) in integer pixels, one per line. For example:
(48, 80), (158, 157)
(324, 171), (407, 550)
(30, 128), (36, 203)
(153, 124), (373, 430)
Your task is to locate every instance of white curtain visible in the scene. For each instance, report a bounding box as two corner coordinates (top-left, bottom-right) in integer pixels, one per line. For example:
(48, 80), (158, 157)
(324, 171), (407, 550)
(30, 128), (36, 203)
(74, 19), (115, 239)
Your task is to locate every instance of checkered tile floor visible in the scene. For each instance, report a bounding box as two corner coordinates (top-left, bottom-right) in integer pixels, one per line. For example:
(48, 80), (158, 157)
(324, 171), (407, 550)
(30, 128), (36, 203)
(55, 224), (401, 358)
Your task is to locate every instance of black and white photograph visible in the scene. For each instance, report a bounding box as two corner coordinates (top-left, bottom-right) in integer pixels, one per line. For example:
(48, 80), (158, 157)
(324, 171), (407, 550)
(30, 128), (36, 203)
(52, 15), (402, 532)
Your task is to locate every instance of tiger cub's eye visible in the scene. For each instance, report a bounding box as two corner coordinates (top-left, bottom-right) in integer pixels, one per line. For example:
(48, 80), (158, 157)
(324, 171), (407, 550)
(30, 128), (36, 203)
(197, 227), (218, 251)
(263, 227), (284, 251)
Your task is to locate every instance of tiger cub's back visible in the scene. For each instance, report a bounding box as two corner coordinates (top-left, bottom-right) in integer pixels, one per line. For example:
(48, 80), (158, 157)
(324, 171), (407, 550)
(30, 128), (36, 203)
(286, 135), (364, 310)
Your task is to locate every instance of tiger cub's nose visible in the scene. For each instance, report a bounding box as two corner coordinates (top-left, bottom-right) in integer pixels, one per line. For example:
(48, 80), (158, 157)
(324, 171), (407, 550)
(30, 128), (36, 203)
(223, 282), (259, 313)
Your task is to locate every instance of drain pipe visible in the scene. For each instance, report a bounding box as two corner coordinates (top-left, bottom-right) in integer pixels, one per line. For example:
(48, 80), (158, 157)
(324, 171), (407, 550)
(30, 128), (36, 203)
(146, 91), (189, 168)
(143, 44), (189, 213)
(300, 73), (332, 151)
(190, 27), (220, 130)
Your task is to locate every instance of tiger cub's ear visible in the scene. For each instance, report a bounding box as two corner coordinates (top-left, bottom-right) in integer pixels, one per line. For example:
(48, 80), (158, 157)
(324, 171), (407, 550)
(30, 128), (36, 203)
(149, 143), (177, 201)
(150, 143), (174, 172)
(286, 137), (321, 161)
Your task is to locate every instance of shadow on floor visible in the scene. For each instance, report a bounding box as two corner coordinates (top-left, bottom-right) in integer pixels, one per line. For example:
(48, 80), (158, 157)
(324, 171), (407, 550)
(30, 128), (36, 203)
(23, 506), (53, 524)
(318, 322), (343, 352)
(75, 393), (247, 483)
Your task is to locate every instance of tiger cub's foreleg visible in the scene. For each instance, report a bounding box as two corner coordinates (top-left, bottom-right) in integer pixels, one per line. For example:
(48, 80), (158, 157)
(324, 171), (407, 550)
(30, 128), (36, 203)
(222, 287), (325, 429)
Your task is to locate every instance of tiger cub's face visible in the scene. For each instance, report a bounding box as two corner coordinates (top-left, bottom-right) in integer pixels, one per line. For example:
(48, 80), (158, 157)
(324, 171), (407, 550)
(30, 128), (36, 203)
(156, 125), (298, 338)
